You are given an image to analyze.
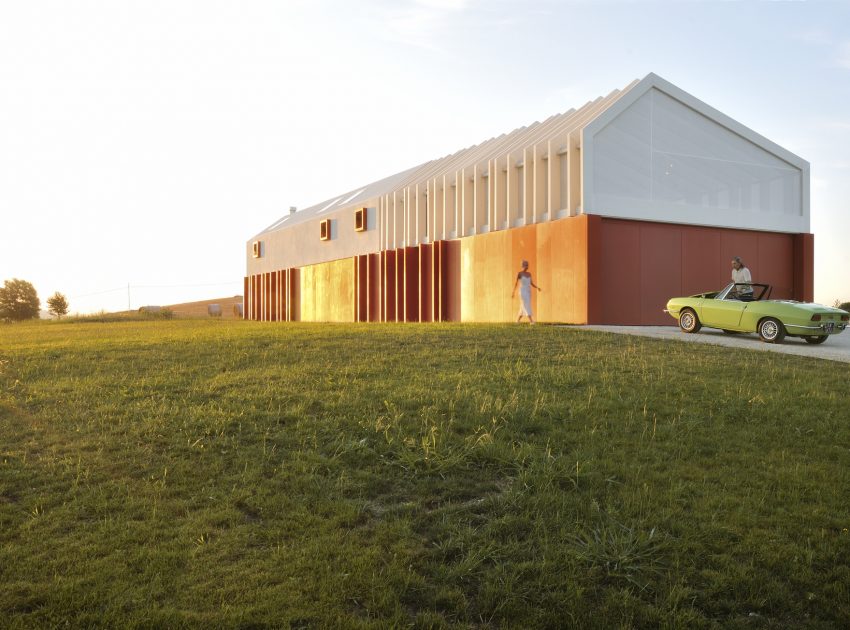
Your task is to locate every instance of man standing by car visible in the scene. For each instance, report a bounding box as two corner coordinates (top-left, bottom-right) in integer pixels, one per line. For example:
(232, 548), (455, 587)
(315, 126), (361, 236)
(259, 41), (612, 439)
(731, 256), (753, 300)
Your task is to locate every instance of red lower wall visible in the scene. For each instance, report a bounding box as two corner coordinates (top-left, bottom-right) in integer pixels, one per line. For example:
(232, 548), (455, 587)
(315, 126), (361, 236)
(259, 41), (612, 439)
(244, 217), (813, 326)
(590, 217), (813, 325)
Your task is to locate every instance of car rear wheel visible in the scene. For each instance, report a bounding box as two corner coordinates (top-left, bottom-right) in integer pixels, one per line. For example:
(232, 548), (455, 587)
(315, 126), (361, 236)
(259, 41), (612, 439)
(679, 309), (701, 333)
(803, 335), (828, 345)
(758, 317), (786, 343)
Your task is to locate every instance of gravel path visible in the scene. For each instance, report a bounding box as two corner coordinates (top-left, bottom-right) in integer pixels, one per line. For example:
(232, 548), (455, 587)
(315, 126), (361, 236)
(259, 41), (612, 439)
(575, 325), (850, 364)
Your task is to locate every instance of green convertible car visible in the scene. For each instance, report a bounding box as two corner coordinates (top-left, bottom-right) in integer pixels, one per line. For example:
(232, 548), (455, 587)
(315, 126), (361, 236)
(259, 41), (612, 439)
(665, 282), (849, 344)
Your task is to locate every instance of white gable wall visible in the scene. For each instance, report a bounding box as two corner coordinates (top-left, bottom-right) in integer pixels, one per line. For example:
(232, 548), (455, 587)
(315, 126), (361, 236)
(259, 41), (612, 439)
(582, 75), (809, 234)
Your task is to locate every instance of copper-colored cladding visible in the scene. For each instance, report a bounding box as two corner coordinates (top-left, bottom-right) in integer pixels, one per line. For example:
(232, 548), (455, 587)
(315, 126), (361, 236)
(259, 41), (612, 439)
(356, 255), (368, 322)
(264, 273), (270, 321)
(353, 253), (383, 322)
(368, 253), (380, 322)
(243, 216), (813, 325)
(419, 244), (432, 323)
(395, 248), (406, 321)
(300, 257), (355, 322)
(287, 268), (300, 321)
(432, 240), (449, 321)
(793, 233), (814, 302)
(400, 247), (415, 322)
(382, 250), (396, 322)
(459, 216), (590, 323)
(268, 272), (275, 321)
(444, 241), (462, 322)
(593, 218), (806, 325)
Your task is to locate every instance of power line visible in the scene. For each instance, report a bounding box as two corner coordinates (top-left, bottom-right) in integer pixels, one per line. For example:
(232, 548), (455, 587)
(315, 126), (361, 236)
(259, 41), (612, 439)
(69, 286), (127, 299)
(131, 281), (243, 289)
(70, 280), (242, 300)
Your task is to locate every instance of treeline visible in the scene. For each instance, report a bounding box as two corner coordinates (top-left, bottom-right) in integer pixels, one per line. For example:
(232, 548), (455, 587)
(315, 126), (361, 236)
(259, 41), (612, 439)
(0, 278), (68, 321)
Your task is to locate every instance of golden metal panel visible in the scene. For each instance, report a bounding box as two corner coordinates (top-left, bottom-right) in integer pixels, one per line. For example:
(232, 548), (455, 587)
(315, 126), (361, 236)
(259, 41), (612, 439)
(457, 216), (589, 323)
(299, 258), (355, 322)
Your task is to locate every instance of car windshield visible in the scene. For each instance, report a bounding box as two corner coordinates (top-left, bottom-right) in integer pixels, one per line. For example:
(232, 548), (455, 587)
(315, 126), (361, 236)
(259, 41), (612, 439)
(715, 283), (770, 301)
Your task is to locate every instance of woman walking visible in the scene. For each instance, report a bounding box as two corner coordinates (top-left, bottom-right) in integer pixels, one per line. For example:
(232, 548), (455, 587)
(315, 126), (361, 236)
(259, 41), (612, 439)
(511, 260), (542, 324)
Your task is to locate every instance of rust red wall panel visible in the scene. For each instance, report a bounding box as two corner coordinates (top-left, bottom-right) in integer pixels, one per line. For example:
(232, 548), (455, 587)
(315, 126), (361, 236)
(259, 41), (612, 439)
(284, 269), (291, 321)
(756, 233), (794, 299)
(404, 246), (419, 322)
(640, 223), (683, 325)
(368, 253), (380, 322)
(356, 255), (368, 322)
(277, 271), (282, 321)
(720, 231), (760, 279)
(383, 250), (397, 322)
(243, 277), (249, 320)
(282, 270), (286, 321)
(433, 240), (448, 321)
(395, 248), (406, 321)
(272, 271), (277, 321)
(681, 227), (722, 295)
(594, 218), (803, 325)
(586, 215), (604, 325)
(444, 240), (461, 322)
(289, 268), (300, 322)
(264, 273), (271, 321)
(271, 271), (278, 321)
(793, 233), (814, 302)
(419, 244), (432, 323)
(283, 269), (289, 321)
(597, 220), (641, 324)
(267, 272), (273, 321)
(253, 275), (260, 321)
(387, 249), (396, 322)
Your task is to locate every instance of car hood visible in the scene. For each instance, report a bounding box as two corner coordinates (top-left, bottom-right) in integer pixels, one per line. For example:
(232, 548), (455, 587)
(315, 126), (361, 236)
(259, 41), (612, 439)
(764, 300), (846, 314)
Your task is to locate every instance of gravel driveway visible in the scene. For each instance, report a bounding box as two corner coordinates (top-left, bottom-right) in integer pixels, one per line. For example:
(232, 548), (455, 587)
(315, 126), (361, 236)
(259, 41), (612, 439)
(577, 325), (850, 364)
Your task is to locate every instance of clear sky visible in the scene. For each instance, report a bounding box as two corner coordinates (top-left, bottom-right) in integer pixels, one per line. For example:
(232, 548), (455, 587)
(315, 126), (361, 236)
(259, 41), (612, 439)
(1, 0), (848, 314)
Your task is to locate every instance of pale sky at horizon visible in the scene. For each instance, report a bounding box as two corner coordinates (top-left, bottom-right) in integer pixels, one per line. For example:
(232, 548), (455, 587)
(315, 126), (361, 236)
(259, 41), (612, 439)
(2, 0), (849, 315)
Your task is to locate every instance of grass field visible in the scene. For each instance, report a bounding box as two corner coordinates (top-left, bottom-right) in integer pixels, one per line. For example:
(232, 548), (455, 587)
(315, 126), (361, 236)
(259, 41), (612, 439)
(1, 319), (848, 628)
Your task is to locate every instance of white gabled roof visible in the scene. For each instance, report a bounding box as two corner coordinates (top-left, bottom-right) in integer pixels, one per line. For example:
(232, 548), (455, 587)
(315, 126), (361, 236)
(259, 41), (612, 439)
(582, 73), (809, 233)
(253, 77), (641, 238)
(253, 73), (810, 239)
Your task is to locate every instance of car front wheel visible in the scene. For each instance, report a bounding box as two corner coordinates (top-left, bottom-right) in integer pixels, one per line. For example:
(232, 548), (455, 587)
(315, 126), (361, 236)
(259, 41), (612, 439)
(758, 318), (786, 343)
(803, 335), (828, 345)
(679, 309), (701, 333)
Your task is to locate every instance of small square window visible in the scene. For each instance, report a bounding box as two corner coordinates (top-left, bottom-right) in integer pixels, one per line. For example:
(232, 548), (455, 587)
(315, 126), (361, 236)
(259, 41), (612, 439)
(355, 207), (367, 232)
(320, 219), (331, 241)
(252, 241), (263, 258)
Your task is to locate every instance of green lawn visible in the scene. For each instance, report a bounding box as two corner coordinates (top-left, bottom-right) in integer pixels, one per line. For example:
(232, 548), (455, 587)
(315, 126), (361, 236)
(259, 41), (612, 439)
(1, 319), (848, 628)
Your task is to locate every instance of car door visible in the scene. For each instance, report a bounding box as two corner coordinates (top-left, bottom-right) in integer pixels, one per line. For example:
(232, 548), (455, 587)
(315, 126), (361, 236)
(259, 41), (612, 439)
(699, 297), (747, 329)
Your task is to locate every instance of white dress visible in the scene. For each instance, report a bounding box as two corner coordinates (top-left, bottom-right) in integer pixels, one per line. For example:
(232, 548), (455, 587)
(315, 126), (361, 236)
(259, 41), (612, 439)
(518, 274), (532, 317)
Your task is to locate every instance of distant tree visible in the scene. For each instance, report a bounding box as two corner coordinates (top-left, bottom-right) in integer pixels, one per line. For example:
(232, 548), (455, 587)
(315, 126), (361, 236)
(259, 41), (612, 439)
(47, 292), (69, 319)
(839, 301), (850, 312)
(0, 279), (41, 321)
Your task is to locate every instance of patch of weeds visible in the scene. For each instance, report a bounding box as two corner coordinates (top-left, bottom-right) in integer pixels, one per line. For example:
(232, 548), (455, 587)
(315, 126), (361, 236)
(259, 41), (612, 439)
(568, 515), (671, 591)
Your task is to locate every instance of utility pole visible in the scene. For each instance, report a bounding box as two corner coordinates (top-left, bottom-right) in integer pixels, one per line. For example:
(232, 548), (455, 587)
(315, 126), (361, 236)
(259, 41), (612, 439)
(127, 283), (131, 312)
